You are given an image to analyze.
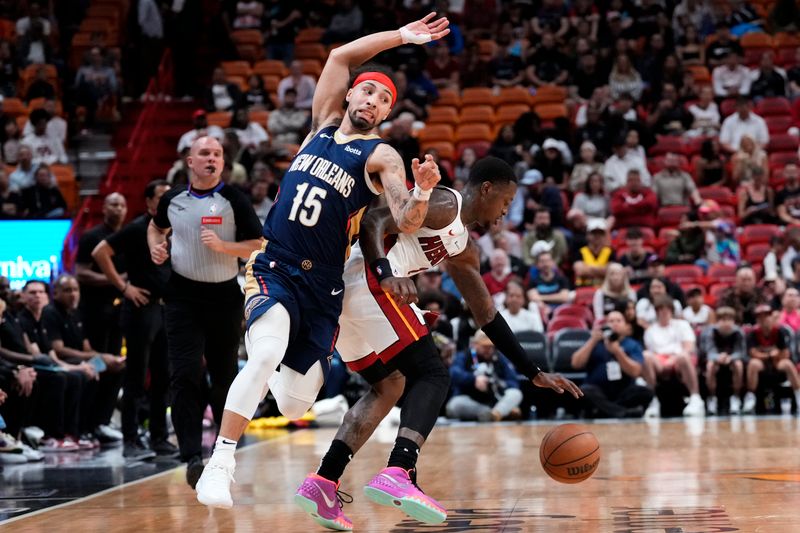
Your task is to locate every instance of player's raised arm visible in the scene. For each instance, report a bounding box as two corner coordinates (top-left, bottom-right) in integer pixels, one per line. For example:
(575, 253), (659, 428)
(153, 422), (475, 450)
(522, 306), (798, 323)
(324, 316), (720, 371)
(445, 240), (583, 398)
(311, 12), (449, 132)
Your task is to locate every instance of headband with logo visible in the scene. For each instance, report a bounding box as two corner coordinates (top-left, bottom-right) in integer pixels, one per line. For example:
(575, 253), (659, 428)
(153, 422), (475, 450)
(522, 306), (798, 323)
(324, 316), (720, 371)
(352, 72), (397, 107)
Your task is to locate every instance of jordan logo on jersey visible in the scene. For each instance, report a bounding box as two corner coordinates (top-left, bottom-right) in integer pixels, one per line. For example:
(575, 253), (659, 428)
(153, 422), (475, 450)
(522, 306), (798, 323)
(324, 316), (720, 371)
(419, 236), (449, 265)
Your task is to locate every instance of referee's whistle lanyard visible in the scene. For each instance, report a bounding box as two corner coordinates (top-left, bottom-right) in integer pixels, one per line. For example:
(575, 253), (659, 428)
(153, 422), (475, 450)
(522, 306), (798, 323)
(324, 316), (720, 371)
(187, 181), (224, 198)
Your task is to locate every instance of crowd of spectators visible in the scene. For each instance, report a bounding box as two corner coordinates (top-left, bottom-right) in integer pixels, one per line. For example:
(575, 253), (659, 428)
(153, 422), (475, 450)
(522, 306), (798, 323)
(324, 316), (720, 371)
(6, 0), (800, 464)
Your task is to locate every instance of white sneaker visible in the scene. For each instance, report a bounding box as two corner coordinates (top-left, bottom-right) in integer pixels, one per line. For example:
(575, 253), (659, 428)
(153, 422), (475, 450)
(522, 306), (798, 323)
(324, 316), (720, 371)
(743, 392), (757, 414)
(683, 395), (706, 417)
(729, 395), (742, 415)
(95, 424), (123, 443)
(196, 458), (235, 509)
(0, 452), (27, 464)
(644, 397), (661, 418)
(706, 396), (718, 415)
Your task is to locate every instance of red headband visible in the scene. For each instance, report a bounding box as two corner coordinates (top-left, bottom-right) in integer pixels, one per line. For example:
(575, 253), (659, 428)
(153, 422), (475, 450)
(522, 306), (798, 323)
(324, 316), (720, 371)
(352, 72), (397, 107)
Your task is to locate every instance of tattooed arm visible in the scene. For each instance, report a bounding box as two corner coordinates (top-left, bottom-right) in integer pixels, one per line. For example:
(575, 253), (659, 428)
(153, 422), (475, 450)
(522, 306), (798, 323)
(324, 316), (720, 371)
(360, 190), (457, 304)
(366, 144), (440, 234)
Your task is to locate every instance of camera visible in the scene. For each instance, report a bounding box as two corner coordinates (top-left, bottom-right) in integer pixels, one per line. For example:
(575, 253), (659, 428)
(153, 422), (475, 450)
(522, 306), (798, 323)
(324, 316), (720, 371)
(602, 326), (620, 343)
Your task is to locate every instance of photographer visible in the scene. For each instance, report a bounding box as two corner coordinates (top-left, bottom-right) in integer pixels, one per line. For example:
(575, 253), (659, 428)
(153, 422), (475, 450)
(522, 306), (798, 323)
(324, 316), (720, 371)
(445, 331), (523, 422)
(571, 311), (653, 418)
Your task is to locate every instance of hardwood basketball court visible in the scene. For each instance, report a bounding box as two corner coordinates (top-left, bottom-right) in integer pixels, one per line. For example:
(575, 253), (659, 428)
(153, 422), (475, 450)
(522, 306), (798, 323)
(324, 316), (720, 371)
(3, 418), (800, 532)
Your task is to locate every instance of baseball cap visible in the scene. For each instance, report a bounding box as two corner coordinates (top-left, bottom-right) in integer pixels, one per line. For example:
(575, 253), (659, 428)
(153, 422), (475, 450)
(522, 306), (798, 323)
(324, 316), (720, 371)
(755, 304), (772, 315)
(520, 169), (543, 186)
(542, 138), (560, 151)
(192, 109), (207, 119)
(587, 218), (607, 233)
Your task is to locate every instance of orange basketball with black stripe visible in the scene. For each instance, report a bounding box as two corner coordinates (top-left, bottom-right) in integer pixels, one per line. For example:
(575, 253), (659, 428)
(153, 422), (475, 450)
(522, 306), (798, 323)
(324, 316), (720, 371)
(539, 424), (600, 484)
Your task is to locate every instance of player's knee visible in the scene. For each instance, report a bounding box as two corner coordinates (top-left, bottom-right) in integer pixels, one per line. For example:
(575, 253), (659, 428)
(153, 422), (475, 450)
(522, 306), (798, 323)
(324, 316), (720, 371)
(504, 388), (523, 404)
(748, 359), (764, 371)
(374, 372), (405, 403)
(275, 394), (313, 420)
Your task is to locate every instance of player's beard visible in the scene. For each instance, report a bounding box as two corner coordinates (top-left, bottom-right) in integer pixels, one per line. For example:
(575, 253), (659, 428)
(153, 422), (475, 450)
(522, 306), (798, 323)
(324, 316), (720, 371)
(348, 109), (374, 132)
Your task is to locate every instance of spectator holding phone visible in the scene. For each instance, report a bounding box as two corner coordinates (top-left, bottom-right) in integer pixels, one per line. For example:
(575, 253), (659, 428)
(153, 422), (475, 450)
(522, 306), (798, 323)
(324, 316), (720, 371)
(570, 310), (653, 418)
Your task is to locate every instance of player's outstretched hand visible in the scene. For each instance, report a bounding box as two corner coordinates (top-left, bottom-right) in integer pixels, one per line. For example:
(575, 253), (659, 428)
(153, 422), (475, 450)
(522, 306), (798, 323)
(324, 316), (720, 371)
(400, 12), (450, 45)
(533, 372), (584, 399)
(412, 154), (441, 192)
(380, 276), (418, 306)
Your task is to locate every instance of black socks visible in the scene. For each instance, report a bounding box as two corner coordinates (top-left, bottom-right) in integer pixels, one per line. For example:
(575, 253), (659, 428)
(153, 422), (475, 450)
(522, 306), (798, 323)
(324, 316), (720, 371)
(317, 439), (353, 483)
(387, 436), (419, 472)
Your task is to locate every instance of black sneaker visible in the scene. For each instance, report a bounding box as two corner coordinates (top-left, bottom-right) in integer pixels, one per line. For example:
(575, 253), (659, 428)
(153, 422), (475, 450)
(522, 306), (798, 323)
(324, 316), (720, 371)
(152, 439), (179, 457)
(123, 440), (156, 461)
(186, 455), (205, 489)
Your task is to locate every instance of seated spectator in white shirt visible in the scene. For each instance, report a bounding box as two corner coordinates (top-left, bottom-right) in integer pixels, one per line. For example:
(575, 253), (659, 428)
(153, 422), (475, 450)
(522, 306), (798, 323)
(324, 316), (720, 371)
(604, 138), (652, 192)
(176, 110), (225, 153)
(642, 295), (704, 417)
(267, 88), (309, 146)
(15, 1), (51, 36)
(205, 67), (242, 111)
(277, 61), (317, 110)
(688, 85), (721, 137)
(499, 281), (544, 334)
(228, 108), (268, 154)
(250, 178), (273, 226)
(636, 278), (683, 329)
(23, 99), (67, 145)
(719, 96), (769, 153)
(8, 144), (37, 192)
(682, 287), (714, 328)
(712, 52), (751, 98)
(21, 109), (67, 166)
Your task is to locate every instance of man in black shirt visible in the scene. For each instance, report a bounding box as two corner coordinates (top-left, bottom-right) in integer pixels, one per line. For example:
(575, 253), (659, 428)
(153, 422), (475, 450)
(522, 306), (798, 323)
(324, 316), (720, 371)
(75, 192), (127, 357)
(43, 274), (125, 445)
(12, 280), (88, 450)
(706, 23), (744, 68)
(93, 180), (175, 460)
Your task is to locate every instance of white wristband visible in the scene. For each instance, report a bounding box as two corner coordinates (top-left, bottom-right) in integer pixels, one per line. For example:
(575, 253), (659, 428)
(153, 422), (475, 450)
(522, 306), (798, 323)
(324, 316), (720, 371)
(400, 26), (432, 45)
(413, 184), (432, 201)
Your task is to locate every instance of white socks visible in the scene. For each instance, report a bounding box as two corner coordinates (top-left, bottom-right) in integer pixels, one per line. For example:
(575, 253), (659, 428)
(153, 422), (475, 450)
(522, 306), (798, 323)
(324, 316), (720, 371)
(212, 436), (237, 466)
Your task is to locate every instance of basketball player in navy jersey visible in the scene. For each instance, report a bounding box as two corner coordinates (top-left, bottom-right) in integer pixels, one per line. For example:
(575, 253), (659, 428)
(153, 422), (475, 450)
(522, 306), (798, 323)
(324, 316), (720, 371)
(195, 13), (450, 508)
(294, 157), (582, 530)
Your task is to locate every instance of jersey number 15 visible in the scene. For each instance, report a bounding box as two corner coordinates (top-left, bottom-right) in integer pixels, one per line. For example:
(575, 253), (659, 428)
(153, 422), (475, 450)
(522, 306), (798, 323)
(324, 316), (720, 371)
(288, 183), (327, 227)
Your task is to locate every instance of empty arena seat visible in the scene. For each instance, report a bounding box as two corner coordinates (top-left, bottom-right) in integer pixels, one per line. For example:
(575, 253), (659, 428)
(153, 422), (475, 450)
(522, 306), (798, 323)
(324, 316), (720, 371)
(516, 330), (551, 373)
(426, 106), (459, 126)
(418, 124), (454, 144)
(550, 328), (591, 377)
(740, 224), (781, 247)
(552, 304), (594, 325)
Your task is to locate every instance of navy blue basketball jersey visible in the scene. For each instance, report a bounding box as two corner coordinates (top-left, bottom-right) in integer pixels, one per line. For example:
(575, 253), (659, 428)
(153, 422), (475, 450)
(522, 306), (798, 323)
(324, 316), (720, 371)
(262, 125), (384, 270)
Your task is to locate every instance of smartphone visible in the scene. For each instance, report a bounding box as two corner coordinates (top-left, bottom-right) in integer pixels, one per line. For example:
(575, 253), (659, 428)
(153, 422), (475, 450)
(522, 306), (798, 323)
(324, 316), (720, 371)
(89, 355), (107, 374)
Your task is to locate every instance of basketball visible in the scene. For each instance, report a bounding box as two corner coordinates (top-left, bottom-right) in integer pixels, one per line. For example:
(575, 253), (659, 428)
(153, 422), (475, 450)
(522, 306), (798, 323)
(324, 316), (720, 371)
(539, 424), (600, 484)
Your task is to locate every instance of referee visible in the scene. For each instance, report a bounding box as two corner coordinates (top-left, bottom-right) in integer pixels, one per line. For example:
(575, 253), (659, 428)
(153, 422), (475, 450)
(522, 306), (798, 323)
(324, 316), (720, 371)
(147, 136), (262, 487)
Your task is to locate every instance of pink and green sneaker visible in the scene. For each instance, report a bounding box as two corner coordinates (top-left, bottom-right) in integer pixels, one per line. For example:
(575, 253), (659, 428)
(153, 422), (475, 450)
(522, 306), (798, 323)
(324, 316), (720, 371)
(294, 473), (354, 531)
(363, 467), (447, 524)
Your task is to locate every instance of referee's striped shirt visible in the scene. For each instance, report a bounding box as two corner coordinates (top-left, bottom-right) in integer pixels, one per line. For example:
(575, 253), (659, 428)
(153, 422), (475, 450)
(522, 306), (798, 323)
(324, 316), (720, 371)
(153, 182), (262, 283)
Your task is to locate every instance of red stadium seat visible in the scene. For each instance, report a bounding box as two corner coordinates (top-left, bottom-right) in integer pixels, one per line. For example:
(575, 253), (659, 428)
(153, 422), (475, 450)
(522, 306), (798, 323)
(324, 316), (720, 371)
(552, 304), (594, 325)
(756, 97), (792, 117)
(744, 242), (772, 264)
(547, 316), (588, 334)
(699, 186), (737, 206)
(720, 98), (738, 117)
(456, 140), (491, 158)
(767, 133), (800, 153)
(765, 115), (793, 134)
(707, 282), (732, 305)
(573, 287), (597, 306)
(664, 265), (704, 283)
(740, 224), (781, 247)
(707, 264), (737, 284)
(650, 136), (686, 157)
(657, 206), (691, 228)
(769, 152), (800, 169)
